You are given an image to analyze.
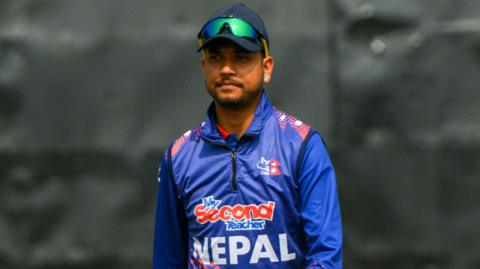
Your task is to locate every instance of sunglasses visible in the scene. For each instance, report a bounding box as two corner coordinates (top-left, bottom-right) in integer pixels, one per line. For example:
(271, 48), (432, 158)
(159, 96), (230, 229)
(198, 17), (269, 57)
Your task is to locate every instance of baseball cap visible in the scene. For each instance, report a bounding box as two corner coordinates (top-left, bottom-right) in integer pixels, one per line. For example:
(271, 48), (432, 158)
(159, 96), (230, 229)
(197, 3), (269, 54)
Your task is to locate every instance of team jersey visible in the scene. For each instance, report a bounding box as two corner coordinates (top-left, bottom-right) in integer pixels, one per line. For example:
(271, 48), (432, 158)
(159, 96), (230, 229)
(153, 91), (342, 269)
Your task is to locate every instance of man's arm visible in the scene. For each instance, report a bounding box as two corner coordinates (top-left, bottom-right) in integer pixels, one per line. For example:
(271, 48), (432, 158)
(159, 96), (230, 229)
(152, 149), (189, 269)
(298, 133), (343, 269)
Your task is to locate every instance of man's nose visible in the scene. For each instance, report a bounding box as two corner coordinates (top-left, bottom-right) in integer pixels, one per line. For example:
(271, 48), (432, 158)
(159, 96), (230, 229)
(220, 58), (236, 75)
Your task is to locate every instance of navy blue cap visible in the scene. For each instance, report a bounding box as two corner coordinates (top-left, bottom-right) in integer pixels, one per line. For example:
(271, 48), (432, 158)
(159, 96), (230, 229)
(197, 3), (269, 52)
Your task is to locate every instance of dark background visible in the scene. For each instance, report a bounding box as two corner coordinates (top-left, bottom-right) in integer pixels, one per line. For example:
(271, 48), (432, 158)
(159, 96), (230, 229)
(1, 0), (479, 268)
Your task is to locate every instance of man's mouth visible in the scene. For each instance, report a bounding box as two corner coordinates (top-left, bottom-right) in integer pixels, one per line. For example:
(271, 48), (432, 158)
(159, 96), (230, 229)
(215, 80), (243, 90)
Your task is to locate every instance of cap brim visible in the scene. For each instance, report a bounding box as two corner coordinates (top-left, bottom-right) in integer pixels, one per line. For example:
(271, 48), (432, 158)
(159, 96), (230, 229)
(197, 34), (262, 52)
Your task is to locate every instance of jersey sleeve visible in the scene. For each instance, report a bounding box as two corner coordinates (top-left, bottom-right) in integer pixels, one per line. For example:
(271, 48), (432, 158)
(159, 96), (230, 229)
(297, 133), (343, 269)
(152, 149), (189, 269)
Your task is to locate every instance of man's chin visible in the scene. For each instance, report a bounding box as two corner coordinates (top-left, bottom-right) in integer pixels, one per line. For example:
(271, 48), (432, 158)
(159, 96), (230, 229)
(214, 97), (244, 109)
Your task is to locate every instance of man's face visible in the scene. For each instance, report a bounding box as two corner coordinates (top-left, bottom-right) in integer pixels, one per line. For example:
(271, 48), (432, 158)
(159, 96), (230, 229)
(201, 40), (274, 109)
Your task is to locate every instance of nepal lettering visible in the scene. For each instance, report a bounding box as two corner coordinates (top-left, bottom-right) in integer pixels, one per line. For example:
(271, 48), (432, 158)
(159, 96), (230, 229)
(194, 196), (275, 231)
(192, 234), (296, 265)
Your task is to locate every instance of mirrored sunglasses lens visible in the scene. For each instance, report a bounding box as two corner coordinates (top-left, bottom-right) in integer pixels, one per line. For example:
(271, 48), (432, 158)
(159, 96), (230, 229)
(202, 19), (226, 38)
(228, 18), (257, 39)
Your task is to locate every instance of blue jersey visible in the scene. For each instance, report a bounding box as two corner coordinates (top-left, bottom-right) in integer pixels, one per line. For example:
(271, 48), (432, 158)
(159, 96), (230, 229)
(153, 92), (342, 269)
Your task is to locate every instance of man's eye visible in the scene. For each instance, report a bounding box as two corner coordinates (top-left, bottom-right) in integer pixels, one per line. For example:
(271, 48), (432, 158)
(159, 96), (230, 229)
(236, 54), (250, 61)
(208, 54), (221, 61)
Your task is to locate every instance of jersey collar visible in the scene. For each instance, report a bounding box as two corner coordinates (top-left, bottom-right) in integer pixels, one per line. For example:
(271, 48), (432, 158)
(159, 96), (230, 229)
(201, 89), (273, 145)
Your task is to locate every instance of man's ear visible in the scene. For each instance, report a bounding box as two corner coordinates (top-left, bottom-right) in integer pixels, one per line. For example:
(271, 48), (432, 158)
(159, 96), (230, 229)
(263, 56), (274, 84)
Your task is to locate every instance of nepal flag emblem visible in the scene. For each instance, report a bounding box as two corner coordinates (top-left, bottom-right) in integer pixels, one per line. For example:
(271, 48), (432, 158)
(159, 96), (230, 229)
(257, 157), (282, 176)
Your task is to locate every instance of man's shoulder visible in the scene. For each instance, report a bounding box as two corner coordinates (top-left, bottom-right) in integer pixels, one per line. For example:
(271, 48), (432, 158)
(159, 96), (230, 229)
(170, 122), (205, 158)
(270, 107), (315, 142)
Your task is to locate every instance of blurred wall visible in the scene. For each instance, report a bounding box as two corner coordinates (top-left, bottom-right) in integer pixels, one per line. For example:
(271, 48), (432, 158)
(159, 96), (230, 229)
(0, 0), (479, 268)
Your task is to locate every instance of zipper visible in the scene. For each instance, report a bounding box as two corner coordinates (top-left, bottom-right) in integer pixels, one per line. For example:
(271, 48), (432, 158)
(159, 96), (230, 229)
(231, 149), (238, 192)
(208, 141), (239, 192)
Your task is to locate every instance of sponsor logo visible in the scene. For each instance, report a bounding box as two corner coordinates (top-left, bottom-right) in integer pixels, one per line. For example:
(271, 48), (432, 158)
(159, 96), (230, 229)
(194, 196), (275, 231)
(256, 157), (282, 176)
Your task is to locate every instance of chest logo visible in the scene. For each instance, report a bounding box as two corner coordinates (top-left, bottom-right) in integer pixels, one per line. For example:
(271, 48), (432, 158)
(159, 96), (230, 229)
(257, 157), (282, 176)
(194, 196), (275, 231)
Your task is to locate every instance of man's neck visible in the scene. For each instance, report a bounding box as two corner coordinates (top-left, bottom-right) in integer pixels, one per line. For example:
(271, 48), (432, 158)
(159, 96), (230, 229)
(215, 96), (261, 138)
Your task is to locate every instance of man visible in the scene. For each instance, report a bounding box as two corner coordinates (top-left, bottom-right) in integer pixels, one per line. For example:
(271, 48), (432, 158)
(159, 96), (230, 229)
(153, 3), (342, 269)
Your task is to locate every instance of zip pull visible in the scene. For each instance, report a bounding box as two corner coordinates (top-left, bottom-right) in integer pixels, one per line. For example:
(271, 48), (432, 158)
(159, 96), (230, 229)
(231, 149), (238, 192)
